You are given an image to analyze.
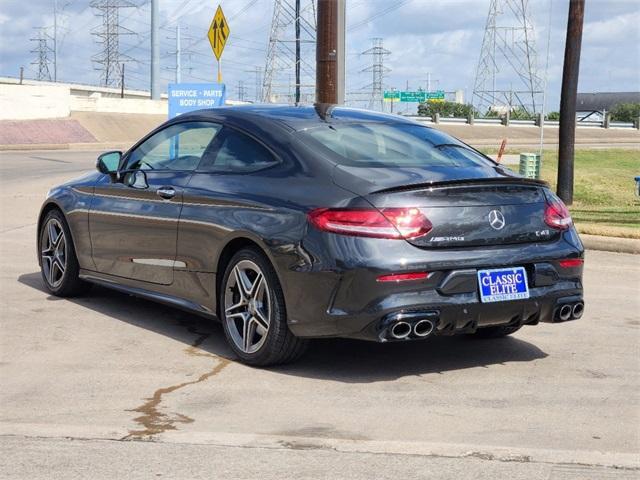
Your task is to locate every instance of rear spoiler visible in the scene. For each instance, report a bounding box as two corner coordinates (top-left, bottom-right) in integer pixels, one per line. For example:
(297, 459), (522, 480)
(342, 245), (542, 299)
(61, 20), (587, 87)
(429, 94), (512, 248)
(372, 176), (549, 195)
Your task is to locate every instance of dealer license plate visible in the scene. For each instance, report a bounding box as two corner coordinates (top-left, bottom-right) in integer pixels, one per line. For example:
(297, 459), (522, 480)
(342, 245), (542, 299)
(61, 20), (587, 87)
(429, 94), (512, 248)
(477, 266), (530, 303)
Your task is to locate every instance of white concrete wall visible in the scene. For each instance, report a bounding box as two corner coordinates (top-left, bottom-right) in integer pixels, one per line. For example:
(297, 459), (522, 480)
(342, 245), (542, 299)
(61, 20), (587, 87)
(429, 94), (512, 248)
(0, 80), (167, 120)
(70, 93), (167, 115)
(1, 76), (167, 100)
(0, 84), (71, 120)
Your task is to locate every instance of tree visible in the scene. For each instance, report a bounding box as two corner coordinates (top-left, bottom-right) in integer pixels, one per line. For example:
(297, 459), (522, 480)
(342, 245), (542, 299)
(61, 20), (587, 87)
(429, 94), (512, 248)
(546, 111), (560, 121)
(610, 103), (640, 123)
(417, 100), (475, 118)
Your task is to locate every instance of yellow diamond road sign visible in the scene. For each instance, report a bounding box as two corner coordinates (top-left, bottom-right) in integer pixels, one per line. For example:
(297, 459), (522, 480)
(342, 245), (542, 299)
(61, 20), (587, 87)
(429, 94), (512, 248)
(208, 5), (230, 61)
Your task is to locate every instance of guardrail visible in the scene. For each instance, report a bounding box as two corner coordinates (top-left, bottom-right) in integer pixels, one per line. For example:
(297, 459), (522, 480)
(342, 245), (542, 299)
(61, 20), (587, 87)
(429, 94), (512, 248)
(405, 114), (640, 130)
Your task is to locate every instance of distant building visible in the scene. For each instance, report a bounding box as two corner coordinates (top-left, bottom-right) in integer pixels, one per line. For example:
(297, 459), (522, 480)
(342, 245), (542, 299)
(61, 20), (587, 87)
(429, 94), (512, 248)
(576, 92), (640, 121)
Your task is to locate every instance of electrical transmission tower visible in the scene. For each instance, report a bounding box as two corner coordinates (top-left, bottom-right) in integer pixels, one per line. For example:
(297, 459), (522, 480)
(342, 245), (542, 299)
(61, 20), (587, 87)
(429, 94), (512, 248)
(247, 66), (263, 103)
(91, 0), (135, 87)
(30, 28), (54, 81)
(262, 0), (316, 103)
(360, 38), (391, 112)
(472, 0), (543, 116)
(236, 80), (248, 102)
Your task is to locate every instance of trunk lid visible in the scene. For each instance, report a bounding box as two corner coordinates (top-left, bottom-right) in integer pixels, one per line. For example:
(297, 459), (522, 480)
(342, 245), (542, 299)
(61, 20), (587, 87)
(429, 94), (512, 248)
(333, 165), (556, 248)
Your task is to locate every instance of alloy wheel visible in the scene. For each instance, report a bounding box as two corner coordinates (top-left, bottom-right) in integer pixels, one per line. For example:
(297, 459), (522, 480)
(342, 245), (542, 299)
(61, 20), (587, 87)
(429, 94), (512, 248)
(224, 260), (271, 354)
(41, 218), (67, 288)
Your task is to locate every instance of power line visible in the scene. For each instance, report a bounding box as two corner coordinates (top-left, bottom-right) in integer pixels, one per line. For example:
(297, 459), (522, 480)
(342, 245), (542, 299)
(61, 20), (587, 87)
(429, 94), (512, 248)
(347, 0), (412, 32)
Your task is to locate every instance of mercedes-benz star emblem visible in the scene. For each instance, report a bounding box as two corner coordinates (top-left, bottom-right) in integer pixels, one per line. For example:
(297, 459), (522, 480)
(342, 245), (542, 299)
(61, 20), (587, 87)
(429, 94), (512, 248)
(488, 210), (506, 230)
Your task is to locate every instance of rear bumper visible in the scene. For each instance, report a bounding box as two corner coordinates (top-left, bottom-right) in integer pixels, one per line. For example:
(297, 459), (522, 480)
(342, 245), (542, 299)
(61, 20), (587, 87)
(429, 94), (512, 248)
(352, 288), (584, 342)
(281, 228), (584, 341)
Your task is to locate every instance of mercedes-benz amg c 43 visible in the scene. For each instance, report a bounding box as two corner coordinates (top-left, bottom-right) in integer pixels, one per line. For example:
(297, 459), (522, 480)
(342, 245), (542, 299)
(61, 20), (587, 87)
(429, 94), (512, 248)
(38, 105), (584, 365)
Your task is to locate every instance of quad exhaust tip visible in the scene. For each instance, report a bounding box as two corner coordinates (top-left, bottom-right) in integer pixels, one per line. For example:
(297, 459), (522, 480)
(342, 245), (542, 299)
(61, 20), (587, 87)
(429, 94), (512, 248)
(413, 319), (435, 337)
(556, 301), (584, 322)
(390, 321), (412, 339)
(572, 302), (584, 319)
(559, 304), (572, 321)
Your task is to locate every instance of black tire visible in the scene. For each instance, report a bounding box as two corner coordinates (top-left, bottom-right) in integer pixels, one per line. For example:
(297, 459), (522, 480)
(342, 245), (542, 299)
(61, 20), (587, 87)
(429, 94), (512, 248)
(473, 324), (522, 339)
(219, 247), (307, 366)
(39, 209), (91, 297)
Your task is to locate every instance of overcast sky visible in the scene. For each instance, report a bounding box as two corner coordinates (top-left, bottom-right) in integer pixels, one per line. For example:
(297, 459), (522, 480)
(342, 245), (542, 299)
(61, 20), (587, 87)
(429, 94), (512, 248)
(1, 0), (639, 112)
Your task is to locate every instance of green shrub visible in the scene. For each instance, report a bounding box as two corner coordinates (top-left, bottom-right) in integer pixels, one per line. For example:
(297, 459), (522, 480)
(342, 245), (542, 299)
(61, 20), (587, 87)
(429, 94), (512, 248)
(610, 103), (640, 122)
(417, 100), (476, 118)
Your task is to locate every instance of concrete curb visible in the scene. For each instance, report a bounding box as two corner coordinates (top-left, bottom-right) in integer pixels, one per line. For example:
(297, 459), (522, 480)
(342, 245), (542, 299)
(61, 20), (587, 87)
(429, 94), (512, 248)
(581, 234), (640, 254)
(1, 425), (638, 470)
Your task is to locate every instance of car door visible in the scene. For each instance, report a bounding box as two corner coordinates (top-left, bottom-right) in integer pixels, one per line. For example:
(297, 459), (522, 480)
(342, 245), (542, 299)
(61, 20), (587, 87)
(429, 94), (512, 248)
(89, 121), (221, 285)
(176, 126), (283, 273)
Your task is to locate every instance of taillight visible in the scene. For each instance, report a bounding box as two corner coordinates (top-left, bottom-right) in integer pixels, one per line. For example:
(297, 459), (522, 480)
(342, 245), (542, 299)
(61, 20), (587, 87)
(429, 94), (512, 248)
(377, 272), (430, 282)
(558, 258), (583, 268)
(544, 199), (572, 230)
(307, 207), (432, 239)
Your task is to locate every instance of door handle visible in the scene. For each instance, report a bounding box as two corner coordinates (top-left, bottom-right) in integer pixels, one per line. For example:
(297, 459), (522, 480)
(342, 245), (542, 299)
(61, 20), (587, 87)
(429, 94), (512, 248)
(156, 186), (176, 199)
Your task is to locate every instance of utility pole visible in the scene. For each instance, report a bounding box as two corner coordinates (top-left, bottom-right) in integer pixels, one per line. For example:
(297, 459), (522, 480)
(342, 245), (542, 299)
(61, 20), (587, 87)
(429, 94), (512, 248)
(150, 0), (160, 99)
(316, 0), (345, 104)
(176, 24), (182, 83)
(167, 25), (193, 84)
(121, 63), (125, 98)
(316, 0), (336, 103)
(53, 0), (58, 81)
(557, 0), (585, 205)
(335, 0), (345, 104)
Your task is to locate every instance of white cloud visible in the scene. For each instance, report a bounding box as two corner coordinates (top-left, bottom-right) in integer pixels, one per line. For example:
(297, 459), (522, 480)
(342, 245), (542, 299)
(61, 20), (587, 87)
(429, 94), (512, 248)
(0, 0), (638, 110)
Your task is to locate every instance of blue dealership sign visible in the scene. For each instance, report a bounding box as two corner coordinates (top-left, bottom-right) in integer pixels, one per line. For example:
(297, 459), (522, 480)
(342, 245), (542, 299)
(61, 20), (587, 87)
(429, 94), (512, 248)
(168, 83), (226, 119)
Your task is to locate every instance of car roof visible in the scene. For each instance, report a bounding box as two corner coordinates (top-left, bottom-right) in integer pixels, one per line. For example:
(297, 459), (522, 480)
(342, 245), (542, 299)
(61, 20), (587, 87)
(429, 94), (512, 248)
(177, 104), (420, 132)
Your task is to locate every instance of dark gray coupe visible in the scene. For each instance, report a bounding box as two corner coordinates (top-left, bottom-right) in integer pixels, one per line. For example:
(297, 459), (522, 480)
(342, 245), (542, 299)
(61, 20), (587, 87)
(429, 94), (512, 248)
(38, 105), (585, 365)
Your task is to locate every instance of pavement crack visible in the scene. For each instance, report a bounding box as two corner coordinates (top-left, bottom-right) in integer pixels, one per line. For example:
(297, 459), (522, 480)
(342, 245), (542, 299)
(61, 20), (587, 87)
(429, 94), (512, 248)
(4, 434), (639, 473)
(1, 223), (36, 234)
(122, 321), (230, 440)
(29, 155), (73, 164)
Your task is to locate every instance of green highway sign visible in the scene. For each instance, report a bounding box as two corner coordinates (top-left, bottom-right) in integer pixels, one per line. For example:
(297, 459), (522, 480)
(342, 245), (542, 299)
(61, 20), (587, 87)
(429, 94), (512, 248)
(425, 90), (445, 100)
(400, 91), (425, 102)
(383, 90), (446, 102)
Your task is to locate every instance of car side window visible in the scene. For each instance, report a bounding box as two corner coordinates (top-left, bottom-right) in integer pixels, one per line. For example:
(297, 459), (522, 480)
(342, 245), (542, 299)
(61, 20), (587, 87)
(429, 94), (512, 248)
(199, 128), (279, 173)
(126, 122), (221, 172)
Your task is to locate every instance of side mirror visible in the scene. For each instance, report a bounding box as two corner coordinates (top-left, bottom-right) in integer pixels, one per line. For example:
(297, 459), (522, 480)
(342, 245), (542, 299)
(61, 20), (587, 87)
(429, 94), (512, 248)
(96, 151), (122, 174)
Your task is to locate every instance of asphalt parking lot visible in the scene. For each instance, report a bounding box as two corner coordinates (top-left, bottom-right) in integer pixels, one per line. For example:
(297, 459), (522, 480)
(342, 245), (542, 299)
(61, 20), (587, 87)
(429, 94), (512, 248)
(1, 149), (639, 479)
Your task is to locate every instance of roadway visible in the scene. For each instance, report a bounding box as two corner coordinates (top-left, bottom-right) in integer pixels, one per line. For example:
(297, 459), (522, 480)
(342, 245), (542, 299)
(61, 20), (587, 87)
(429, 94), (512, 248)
(1, 150), (639, 479)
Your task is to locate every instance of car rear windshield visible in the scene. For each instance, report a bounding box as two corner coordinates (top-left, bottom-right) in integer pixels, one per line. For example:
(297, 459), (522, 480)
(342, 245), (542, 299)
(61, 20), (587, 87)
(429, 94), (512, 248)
(297, 123), (495, 168)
